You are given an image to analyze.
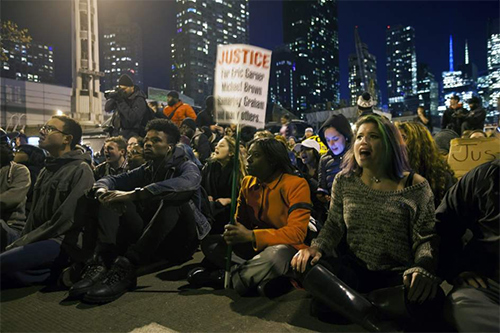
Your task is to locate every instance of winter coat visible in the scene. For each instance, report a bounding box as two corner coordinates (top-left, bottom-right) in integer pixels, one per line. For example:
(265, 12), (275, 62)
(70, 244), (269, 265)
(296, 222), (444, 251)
(95, 146), (210, 238)
(163, 101), (197, 128)
(317, 150), (346, 195)
(8, 150), (94, 253)
(462, 106), (486, 131)
(0, 162), (31, 231)
(105, 86), (149, 138)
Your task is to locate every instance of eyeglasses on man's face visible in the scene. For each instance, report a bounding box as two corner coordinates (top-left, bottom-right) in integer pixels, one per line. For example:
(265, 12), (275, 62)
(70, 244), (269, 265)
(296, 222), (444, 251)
(40, 125), (69, 135)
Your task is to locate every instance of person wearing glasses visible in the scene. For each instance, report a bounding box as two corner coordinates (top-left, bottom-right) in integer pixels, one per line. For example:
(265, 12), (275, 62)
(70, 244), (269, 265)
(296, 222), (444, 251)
(0, 116), (94, 288)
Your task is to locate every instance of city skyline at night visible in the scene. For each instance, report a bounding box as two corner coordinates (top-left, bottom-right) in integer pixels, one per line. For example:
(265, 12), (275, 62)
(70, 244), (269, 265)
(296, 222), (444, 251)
(1, 0), (498, 110)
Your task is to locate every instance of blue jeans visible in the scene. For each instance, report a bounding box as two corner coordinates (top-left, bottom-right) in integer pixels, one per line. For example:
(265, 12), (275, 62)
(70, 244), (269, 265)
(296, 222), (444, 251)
(0, 239), (69, 288)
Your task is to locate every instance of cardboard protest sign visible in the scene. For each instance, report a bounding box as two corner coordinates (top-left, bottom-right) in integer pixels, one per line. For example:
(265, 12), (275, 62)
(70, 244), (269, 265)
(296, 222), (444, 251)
(214, 44), (272, 128)
(447, 137), (500, 178)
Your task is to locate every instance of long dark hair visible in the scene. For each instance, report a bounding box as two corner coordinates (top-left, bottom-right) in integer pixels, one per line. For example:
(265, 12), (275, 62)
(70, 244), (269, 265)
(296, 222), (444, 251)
(249, 138), (296, 175)
(341, 115), (410, 180)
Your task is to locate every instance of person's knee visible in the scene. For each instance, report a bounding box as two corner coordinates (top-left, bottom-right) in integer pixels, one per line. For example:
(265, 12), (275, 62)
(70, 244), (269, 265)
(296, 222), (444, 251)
(258, 245), (295, 274)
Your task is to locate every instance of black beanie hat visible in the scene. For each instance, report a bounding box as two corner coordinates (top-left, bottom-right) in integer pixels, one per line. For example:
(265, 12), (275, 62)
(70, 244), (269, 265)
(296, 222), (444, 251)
(167, 91), (180, 99)
(181, 117), (197, 131)
(118, 74), (134, 87)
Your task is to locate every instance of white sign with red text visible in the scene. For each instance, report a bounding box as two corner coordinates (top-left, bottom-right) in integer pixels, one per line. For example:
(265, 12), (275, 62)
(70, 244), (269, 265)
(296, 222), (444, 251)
(214, 44), (272, 129)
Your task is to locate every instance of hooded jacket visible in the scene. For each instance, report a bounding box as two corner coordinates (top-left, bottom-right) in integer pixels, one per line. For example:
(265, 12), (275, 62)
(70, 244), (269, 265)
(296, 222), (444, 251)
(105, 85), (149, 138)
(8, 150), (94, 252)
(94, 146), (209, 238)
(462, 106), (486, 131)
(317, 114), (352, 195)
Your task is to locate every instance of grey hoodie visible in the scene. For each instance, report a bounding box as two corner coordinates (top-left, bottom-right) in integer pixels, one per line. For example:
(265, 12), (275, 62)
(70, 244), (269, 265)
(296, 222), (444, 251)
(8, 150), (94, 254)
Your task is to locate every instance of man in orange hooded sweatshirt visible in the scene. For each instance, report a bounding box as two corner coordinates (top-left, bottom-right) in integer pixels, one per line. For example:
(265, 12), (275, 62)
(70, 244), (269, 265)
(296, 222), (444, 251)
(162, 91), (197, 127)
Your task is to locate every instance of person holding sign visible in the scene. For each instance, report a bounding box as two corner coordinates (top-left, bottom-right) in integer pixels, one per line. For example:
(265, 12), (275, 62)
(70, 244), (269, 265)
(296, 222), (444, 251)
(188, 138), (311, 298)
(291, 115), (443, 332)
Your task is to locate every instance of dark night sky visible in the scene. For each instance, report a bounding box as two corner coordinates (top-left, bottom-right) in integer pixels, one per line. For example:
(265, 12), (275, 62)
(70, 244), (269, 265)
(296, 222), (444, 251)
(1, 0), (498, 105)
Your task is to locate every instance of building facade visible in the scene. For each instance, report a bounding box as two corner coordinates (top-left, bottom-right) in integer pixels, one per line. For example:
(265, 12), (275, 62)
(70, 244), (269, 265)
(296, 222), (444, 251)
(269, 45), (296, 112)
(171, 0), (249, 106)
(283, 0), (340, 112)
(348, 42), (379, 106)
(487, 18), (500, 109)
(386, 25), (417, 115)
(416, 63), (439, 116)
(1, 39), (55, 84)
(101, 14), (144, 92)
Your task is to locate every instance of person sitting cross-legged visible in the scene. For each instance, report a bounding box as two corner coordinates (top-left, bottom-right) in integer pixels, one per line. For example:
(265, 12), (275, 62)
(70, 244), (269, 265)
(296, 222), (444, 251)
(69, 119), (208, 303)
(188, 138), (312, 298)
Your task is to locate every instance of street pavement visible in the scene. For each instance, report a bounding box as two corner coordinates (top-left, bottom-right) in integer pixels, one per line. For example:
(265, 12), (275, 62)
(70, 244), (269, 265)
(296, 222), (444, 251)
(1, 250), (364, 332)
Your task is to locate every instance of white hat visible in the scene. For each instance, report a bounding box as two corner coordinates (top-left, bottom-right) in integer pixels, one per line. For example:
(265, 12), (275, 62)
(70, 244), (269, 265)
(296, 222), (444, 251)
(357, 92), (374, 110)
(305, 127), (314, 133)
(294, 138), (320, 153)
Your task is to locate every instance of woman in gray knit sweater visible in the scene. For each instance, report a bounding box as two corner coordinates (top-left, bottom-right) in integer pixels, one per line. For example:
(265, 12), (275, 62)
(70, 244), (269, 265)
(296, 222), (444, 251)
(291, 115), (443, 332)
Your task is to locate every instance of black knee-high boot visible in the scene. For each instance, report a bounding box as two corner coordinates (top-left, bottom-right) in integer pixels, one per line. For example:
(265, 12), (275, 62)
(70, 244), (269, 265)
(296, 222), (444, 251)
(302, 264), (396, 332)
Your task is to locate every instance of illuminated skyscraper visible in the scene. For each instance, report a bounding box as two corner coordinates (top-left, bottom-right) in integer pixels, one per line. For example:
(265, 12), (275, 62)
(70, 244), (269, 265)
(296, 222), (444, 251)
(283, 0), (340, 112)
(386, 25), (417, 114)
(348, 42), (379, 106)
(171, 0), (249, 106)
(269, 45), (296, 112)
(101, 14), (144, 91)
(416, 63), (438, 116)
(487, 18), (500, 109)
(1, 39), (55, 84)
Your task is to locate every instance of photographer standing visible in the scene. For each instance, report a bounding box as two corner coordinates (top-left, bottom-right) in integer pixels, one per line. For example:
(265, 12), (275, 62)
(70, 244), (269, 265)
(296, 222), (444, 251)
(105, 74), (150, 139)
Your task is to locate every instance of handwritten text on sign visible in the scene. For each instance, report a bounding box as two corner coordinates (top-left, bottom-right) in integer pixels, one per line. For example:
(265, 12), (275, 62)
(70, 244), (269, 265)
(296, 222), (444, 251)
(448, 137), (500, 178)
(214, 44), (272, 128)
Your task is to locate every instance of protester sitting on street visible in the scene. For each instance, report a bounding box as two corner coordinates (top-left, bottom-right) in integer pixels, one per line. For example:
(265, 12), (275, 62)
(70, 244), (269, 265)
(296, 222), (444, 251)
(291, 115), (443, 332)
(188, 138), (312, 298)
(461, 96), (486, 133)
(461, 129), (487, 139)
(127, 136), (143, 155)
(0, 131), (31, 252)
(162, 91), (197, 127)
(94, 136), (128, 180)
(397, 121), (456, 207)
(436, 159), (499, 332)
(0, 116), (94, 288)
(69, 119), (207, 304)
(202, 136), (247, 234)
(225, 124), (237, 138)
(201, 126), (222, 152)
(127, 136), (146, 170)
(180, 117), (212, 164)
(294, 138), (323, 232)
(317, 114), (352, 204)
(13, 144), (46, 212)
(434, 128), (459, 156)
(105, 74), (151, 139)
(253, 130), (274, 140)
(275, 135), (297, 166)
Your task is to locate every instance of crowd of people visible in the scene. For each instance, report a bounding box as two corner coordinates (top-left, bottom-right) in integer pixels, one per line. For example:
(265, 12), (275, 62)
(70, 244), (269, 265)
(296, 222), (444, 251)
(0, 74), (498, 332)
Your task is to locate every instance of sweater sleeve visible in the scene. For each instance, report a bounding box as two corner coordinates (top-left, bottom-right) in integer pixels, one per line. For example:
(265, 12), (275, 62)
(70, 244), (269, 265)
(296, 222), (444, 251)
(0, 164), (30, 211)
(408, 182), (440, 274)
(253, 177), (311, 251)
(311, 174), (345, 254)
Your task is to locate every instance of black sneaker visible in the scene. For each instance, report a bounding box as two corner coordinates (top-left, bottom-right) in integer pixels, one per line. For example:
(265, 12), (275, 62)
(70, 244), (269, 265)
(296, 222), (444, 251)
(83, 256), (137, 304)
(68, 257), (108, 298)
(187, 267), (224, 289)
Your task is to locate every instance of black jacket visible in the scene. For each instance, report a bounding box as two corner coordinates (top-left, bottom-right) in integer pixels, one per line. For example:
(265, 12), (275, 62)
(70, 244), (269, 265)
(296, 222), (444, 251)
(196, 109), (215, 128)
(317, 150), (346, 195)
(462, 106), (486, 131)
(436, 159), (499, 282)
(441, 106), (466, 134)
(105, 86), (149, 138)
